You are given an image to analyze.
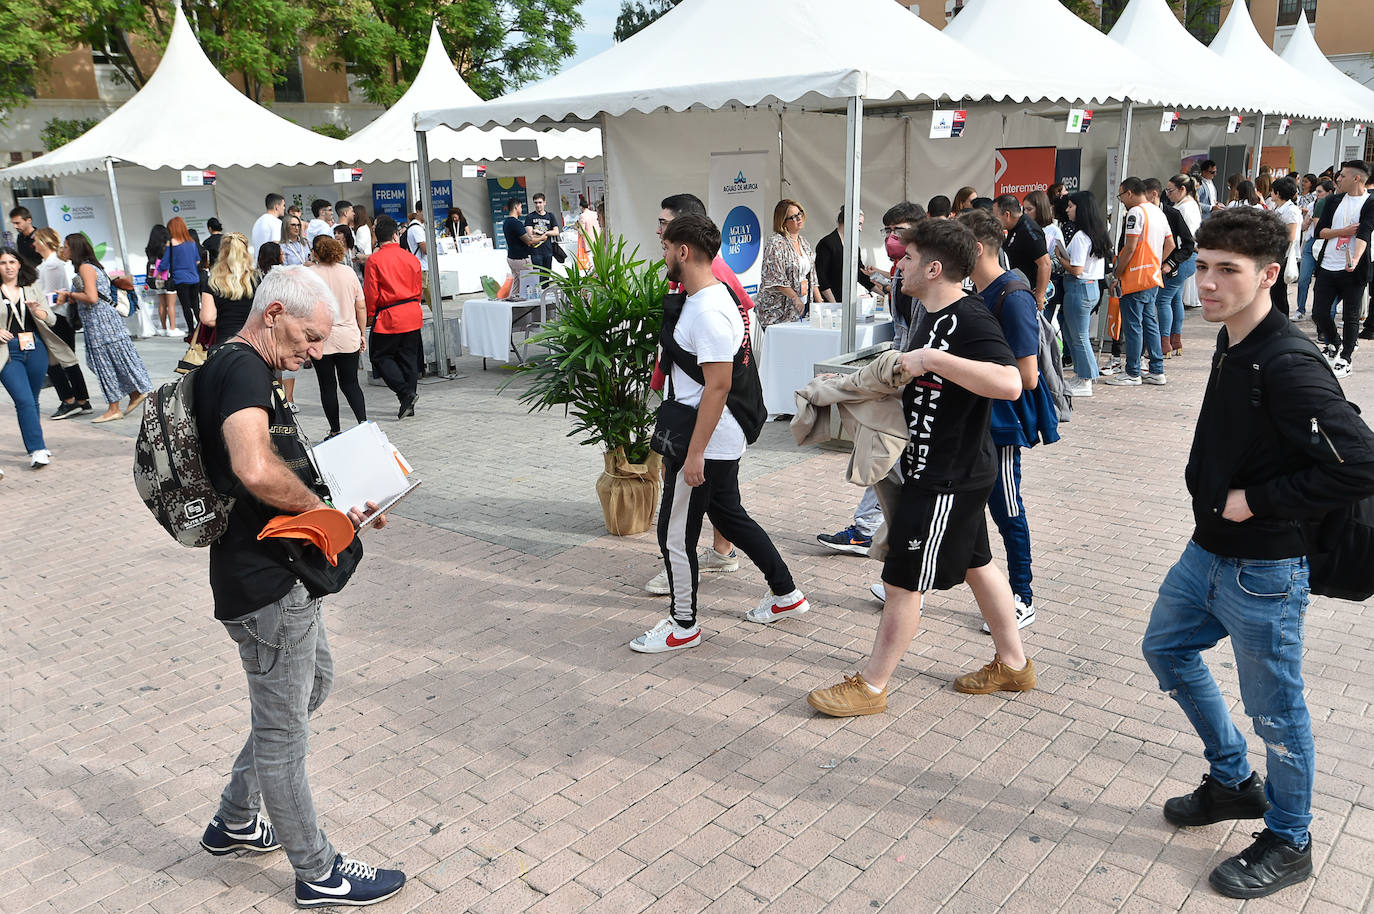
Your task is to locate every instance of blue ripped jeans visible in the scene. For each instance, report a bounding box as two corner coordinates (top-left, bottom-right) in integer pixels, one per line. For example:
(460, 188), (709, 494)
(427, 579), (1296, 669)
(1142, 541), (1313, 847)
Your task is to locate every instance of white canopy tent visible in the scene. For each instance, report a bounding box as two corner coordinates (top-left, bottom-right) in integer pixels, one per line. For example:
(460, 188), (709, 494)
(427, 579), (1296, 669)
(1280, 11), (1374, 172)
(0, 6), (348, 276)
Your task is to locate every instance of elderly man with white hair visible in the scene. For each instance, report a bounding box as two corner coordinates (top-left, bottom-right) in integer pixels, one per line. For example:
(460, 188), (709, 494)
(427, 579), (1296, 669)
(191, 265), (407, 908)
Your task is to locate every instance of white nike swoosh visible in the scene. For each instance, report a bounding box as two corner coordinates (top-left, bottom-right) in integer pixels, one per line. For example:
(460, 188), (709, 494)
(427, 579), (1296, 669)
(222, 823), (263, 840)
(305, 877), (352, 896)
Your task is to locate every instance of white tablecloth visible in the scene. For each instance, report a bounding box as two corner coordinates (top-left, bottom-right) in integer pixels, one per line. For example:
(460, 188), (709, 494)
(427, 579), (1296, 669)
(436, 248), (513, 295)
(459, 298), (545, 363)
(758, 320), (895, 415)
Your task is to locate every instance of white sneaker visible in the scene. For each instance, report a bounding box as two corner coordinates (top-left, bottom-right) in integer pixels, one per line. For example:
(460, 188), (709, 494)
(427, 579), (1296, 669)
(869, 582), (886, 603)
(1065, 379), (1093, 398)
(1333, 358), (1353, 379)
(744, 588), (809, 624)
(644, 548), (739, 595)
(1142, 372), (1168, 386)
(629, 618), (700, 653)
(1101, 374), (1142, 386)
(29, 449), (50, 469)
(1099, 357), (1124, 376)
(982, 596), (1037, 633)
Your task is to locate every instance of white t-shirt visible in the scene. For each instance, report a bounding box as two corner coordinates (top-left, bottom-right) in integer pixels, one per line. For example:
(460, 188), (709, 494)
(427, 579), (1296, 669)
(306, 218), (333, 246)
(670, 283), (746, 461)
(406, 222), (427, 268)
(1126, 202), (1169, 259)
(1177, 198), (1202, 235)
(1320, 192), (1370, 271)
(354, 224), (373, 258)
(1066, 231), (1105, 281)
(250, 212), (281, 260)
(1043, 222), (1065, 260)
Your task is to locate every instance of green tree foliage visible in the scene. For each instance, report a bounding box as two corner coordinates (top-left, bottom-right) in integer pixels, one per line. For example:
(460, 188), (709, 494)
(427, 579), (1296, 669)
(0, 0), (65, 120)
(613, 0), (680, 43)
(311, 0), (584, 105)
(311, 122), (351, 139)
(40, 116), (101, 150)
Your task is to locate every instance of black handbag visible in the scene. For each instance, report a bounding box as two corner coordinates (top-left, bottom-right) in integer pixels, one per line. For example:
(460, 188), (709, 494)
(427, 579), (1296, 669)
(651, 389), (698, 463)
(276, 536), (364, 599)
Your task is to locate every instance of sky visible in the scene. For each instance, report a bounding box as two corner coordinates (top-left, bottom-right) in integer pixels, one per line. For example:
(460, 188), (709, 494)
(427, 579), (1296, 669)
(563, 0), (623, 70)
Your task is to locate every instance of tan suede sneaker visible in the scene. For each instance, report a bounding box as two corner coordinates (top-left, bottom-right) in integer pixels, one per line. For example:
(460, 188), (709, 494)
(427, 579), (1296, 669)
(953, 655), (1037, 694)
(807, 673), (887, 717)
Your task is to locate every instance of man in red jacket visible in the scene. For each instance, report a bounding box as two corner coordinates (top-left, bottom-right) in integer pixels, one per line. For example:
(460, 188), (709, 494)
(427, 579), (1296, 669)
(363, 215), (423, 418)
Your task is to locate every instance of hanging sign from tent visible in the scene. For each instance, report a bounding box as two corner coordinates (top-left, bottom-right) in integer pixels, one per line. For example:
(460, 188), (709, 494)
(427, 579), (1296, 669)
(1356, 124), (1367, 138)
(1226, 115), (1243, 134)
(159, 188), (217, 237)
(993, 147), (1056, 203)
(372, 183), (409, 223)
(462, 164), (487, 178)
(1054, 149), (1082, 194)
(1319, 122), (1331, 136)
(1065, 109), (1092, 134)
(429, 180), (453, 222)
(708, 151), (767, 294)
(1277, 118), (1292, 136)
(487, 177), (529, 251)
(333, 168), (364, 183)
(564, 161), (586, 175)
(180, 170), (216, 186)
(557, 174), (585, 226)
(1160, 112), (1180, 132)
(930, 110), (967, 139)
(44, 195), (117, 263)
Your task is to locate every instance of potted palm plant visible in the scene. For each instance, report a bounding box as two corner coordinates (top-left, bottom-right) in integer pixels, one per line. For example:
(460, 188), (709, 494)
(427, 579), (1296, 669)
(510, 233), (668, 535)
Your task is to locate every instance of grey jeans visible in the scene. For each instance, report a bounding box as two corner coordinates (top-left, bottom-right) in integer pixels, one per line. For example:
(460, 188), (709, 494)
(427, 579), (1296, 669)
(851, 486), (884, 538)
(219, 583), (337, 882)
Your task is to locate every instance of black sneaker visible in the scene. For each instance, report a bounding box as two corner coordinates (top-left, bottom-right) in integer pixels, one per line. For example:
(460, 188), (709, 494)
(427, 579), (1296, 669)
(1163, 772), (1269, 827)
(76, 401), (94, 415)
(50, 402), (82, 420)
(816, 525), (873, 556)
(397, 394), (417, 419)
(200, 814), (281, 856)
(1360, 329), (1374, 341)
(1209, 829), (1312, 899)
(296, 854), (406, 908)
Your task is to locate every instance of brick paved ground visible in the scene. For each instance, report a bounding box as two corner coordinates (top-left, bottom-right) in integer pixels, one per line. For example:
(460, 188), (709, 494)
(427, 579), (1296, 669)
(3, 309), (1373, 913)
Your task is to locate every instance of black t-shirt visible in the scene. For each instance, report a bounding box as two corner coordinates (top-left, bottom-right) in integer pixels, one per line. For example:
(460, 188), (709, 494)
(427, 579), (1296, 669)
(814, 229), (873, 298)
(194, 344), (318, 619)
(208, 290), (254, 342)
(901, 295), (1016, 492)
(203, 233), (223, 267)
(15, 229), (40, 269)
(503, 216), (534, 259)
(1002, 214), (1047, 288)
(524, 211), (560, 263)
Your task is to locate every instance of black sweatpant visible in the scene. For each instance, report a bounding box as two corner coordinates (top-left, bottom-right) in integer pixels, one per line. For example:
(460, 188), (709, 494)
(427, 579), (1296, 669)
(45, 313), (89, 403)
(657, 457), (794, 627)
(1313, 266), (1367, 359)
(314, 350), (367, 433)
(174, 281), (200, 335)
(368, 328), (419, 403)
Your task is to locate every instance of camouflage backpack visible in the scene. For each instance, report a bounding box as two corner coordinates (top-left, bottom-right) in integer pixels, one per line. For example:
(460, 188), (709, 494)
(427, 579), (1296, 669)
(133, 361), (235, 547)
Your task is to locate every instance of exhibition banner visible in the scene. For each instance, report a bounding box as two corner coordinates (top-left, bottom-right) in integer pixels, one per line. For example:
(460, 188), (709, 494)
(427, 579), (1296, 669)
(486, 177), (529, 251)
(159, 188), (218, 236)
(429, 180), (453, 222)
(372, 183), (409, 223)
(708, 151), (767, 294)
(993, 146), (1056, 202)
(43, 194), (117, 263)
(583, 174), (606, 213)
(1054, 149), (1082, 195)
(557, 174), (584, 226)
(284, 185), (339, 213)
(1261, 147), (1296, 177)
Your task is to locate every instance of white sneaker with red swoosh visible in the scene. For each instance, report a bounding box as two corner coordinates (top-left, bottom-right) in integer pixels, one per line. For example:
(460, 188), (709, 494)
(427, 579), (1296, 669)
(745, 589), (810, 624)
(630, 618), (701, 653)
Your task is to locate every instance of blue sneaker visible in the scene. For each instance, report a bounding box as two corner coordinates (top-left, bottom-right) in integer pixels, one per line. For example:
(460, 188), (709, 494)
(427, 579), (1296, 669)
(200, 814), (281, 856)
(296, 854), (406, 908)
(816, 525), (872, 556)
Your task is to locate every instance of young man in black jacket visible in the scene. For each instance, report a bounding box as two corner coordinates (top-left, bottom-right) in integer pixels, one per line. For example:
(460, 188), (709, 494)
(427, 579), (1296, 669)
(1142, 208), (1374, 899)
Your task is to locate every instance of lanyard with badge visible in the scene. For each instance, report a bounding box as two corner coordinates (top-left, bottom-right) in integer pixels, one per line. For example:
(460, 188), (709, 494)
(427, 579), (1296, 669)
(3, 291), (35, 351)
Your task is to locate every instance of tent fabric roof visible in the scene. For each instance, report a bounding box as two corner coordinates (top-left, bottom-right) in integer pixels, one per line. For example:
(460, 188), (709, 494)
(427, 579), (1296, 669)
(0, 5), (349, 181)
(415, 0), (1085, 133)
(341, 23), (599, 165)
(1279, 12), (1374, 122)
(1208, 2), (1364, 122)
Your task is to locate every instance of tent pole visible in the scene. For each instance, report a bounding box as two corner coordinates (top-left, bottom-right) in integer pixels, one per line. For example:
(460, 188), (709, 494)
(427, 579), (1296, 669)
(902, 116), (910, 202)
(1251, 113), (1266, 179)
(104, 158), (133, 279)
(415, 129), (448, 378)
(1335, 121), (1346, 172)
(778, 112), (785, 193)
(599, 113), (611, 236)
(1099, 99), (1133, 350)
(840, 94), (863, 356)
(409, 161), (421, 212)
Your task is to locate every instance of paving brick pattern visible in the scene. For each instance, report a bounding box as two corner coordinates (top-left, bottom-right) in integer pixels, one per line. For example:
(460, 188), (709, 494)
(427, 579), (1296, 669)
(3, 310), (1373, 913)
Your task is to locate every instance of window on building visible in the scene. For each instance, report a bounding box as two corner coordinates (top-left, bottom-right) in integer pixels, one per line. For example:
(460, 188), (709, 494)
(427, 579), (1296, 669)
(88, 25), (131, 67)
(1187, 3), (1223, 42)
(1277, 0), (1318, 26)
(273, 53), (306, 103)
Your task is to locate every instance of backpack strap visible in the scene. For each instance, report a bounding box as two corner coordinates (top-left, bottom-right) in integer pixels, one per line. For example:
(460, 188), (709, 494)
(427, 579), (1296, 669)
(989, 278), (1033, 320)
(1247, 332), (1327, 410)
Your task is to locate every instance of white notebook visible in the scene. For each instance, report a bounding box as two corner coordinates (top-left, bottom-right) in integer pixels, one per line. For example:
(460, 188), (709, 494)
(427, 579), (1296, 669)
(310, 422), (417, 515)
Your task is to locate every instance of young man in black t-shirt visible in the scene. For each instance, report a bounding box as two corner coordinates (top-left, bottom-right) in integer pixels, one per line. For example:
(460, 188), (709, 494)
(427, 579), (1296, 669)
(193, 265), (406, 908)
(995, 194), (1051, 307)
(808, 219), (1037, 717)
(8, 206), (41, 269)
(524, 192), (562, 276)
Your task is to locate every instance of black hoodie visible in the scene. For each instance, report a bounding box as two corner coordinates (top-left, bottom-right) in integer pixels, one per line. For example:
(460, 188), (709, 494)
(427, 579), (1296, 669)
(1187, 307), (1374, 559)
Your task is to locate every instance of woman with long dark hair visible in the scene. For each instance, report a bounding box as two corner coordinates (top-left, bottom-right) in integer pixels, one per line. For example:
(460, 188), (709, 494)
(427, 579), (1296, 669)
(443, 207), (469, 240)
(256, 241), (282, 279)
(166, 216), (202, 341)
(1057, 190), (1110, 396)
(145, 223), (177, 336)
(1269, 176), (1302, 317)
(55, 233), (152, 423)
(1, 247), (54, 465)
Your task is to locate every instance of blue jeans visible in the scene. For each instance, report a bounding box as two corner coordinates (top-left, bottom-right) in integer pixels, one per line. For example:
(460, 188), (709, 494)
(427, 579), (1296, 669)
(1142, 541), (1313, 848)
(851, 486), (884, 538)
(1120, 287), (1163, 377)
(2, 335), (49, 453)
(1295, 238), (1316, 317)
(220, 583), (338, 882)
(987, 445), (1032, 604)
(1061, 277), (1099, 380)
(1158, 255), (1195, 340)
